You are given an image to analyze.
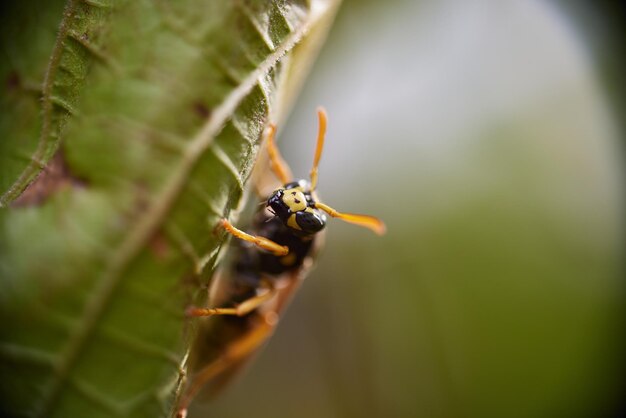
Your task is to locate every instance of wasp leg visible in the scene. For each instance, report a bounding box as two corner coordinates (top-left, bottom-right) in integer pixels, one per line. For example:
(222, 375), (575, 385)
(220, 218), (289, 256)
(187, 279), (276, 317)
(266, 123), (293, 184)
(176, 312), (277, 418)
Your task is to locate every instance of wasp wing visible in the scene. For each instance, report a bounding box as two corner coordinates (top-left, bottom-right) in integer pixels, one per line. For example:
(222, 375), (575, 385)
(185, 261), (315, 401)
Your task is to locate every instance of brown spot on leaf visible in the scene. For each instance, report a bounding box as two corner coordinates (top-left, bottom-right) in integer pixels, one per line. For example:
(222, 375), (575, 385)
(149, 230), (171, 260)
(5, 71), (20, 92)
(12, 150), (87, 207)
(192, 101), (211, 119)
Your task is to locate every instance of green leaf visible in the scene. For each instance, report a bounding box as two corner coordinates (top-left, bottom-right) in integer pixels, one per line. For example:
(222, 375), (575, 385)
(0, 1), (340, 417)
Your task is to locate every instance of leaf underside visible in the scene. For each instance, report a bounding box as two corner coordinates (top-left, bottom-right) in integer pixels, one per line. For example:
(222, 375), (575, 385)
(0, 1), (338, 417)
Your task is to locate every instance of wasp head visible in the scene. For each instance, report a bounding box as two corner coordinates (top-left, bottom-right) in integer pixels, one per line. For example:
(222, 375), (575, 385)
(267, 180), (326, 235)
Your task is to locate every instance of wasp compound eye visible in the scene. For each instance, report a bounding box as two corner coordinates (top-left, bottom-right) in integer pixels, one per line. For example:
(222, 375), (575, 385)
(294, 210), (326, 234)
(267, 189), (290, 219)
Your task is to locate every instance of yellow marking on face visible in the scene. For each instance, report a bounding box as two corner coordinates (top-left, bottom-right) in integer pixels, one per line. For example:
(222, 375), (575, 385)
(282, 188), (307, 212)
(287, 213), (302, 230)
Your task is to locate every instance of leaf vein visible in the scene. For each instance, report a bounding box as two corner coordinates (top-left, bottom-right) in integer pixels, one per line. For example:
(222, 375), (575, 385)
(236, 2), (276, 51)
(209, 143), (245, 194)
(67, 30), (121, 73)
(0, 343), (57, 368)
(100, 326), (182, 366)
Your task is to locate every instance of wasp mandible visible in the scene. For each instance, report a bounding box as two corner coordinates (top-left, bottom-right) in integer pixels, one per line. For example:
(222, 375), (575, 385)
(177, 108), (385, 417)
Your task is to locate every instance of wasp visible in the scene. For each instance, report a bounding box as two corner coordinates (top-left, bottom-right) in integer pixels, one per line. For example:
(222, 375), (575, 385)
(176, 108), (385, 417)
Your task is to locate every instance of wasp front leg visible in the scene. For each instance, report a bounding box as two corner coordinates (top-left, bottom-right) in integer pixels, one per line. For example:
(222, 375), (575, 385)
(186, 279), (277, 318)
(219, 218), (288, 256)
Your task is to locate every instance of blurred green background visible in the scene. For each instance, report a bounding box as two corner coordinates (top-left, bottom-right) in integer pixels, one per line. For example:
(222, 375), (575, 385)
(193, 1), (625, 418)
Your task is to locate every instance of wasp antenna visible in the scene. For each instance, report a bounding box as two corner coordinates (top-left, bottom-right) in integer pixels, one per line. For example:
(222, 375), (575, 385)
(266, 123), (293, 184)
(309, 107), (327, 191)
(315, 201), (386, 235)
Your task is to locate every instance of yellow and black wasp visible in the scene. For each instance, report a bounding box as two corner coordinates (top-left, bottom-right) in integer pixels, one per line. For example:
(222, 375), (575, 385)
(176, 108), (385, 417)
